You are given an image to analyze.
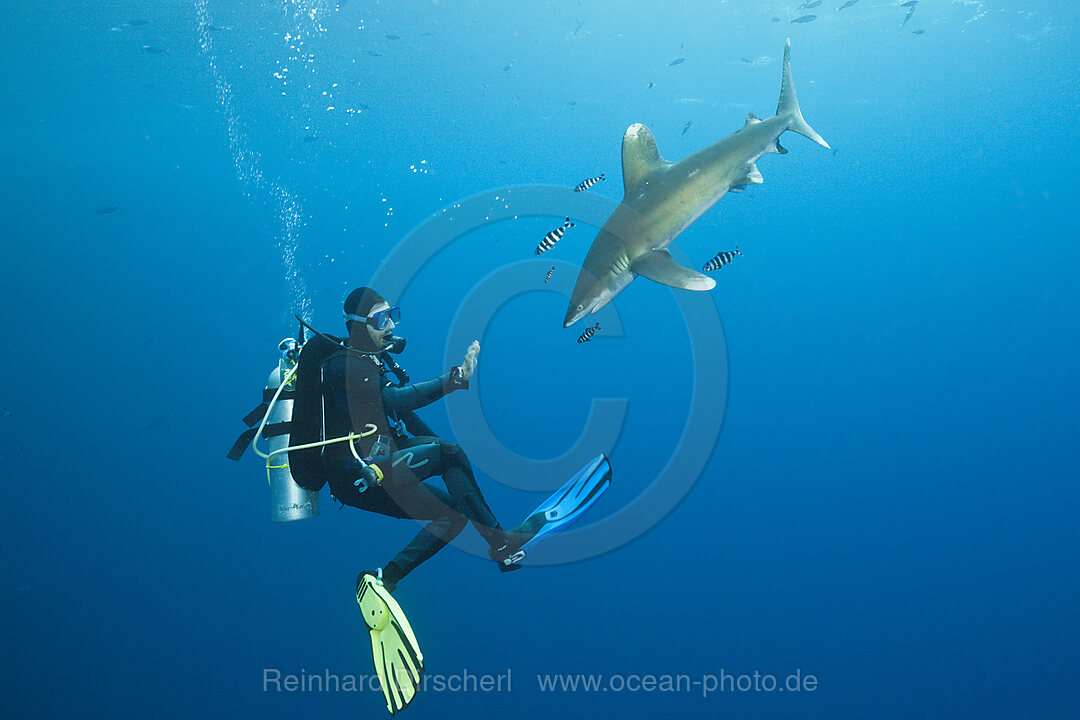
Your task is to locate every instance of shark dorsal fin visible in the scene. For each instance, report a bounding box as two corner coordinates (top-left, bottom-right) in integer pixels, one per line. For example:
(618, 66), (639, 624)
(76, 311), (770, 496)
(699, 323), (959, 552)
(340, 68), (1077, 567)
(622, 123), (669, 194)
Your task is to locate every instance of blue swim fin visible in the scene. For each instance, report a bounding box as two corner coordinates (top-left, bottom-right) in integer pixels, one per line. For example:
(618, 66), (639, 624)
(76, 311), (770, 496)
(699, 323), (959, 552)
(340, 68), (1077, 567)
(499, 453), (612, 567)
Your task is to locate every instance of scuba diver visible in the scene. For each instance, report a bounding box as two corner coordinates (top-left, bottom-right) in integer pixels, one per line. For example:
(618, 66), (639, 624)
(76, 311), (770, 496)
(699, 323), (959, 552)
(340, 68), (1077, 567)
(230, 286), (612, 715)
(325, 287), (518, 592)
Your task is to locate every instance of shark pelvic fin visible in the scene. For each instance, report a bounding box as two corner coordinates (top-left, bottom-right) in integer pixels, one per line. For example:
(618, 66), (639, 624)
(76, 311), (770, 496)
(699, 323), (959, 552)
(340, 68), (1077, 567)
(740, 163), (764, 185)
(630, 250), (716, 291)
(621, 123), (670, 194)
(776, 38), (830, 149)
(729, 163), (764, 193)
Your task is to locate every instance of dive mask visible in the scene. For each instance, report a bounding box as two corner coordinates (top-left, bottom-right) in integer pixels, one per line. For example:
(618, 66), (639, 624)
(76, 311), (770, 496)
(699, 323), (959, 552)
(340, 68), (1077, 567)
(345, 306), (401, 331)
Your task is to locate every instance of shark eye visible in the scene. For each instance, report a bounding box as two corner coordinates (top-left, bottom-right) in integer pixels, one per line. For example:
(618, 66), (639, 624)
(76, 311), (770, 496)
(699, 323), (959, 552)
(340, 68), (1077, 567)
(576, 304), (584, 311)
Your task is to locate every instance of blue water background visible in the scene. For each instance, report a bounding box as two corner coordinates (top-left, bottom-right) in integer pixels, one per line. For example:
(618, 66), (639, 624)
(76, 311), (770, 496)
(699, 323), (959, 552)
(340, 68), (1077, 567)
(2, 1), (1078, 717)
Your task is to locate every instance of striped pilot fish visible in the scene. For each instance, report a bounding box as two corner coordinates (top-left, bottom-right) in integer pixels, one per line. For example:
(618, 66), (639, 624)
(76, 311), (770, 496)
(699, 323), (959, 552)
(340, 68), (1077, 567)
(574, 173), (605, 192)
(702, 245), (742, 272)
(544, 265), (555, 283)
(536, 217), (575, 255)
(577, 322), (600, 343)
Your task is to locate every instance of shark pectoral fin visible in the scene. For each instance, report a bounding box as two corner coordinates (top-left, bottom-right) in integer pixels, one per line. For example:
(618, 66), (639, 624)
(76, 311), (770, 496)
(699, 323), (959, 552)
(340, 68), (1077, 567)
(631, 250), (716, 291)
(622, 123), (669, 194)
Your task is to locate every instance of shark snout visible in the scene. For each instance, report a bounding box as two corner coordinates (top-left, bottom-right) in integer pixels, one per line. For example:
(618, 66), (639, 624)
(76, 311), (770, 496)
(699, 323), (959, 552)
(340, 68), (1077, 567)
(563, 304), (588, 328)
(563, 295), (597, 327)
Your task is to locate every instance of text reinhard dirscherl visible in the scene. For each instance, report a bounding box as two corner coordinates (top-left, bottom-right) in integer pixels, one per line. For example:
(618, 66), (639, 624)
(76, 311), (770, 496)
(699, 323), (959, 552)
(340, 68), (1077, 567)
(263, 668), (511, 694)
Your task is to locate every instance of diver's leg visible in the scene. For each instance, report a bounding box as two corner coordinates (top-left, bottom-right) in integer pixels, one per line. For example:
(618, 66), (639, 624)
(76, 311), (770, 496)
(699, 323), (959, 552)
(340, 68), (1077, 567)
(380, 439), (515, 577)
(379, 484), (468, 589)
(436, 441), (509, 549)
(332, 470), (470, 591)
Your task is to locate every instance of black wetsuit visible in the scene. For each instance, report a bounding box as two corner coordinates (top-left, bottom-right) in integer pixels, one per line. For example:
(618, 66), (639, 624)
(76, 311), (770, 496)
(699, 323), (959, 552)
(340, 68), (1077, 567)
(318, 349), (505, 583)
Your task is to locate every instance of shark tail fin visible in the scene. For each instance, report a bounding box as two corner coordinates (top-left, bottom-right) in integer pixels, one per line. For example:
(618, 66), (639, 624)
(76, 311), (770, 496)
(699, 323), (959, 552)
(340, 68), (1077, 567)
(776, 38), (830, 149)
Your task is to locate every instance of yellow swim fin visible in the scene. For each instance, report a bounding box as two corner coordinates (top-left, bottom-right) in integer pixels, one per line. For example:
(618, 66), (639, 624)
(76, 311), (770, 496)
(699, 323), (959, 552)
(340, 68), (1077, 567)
(356, 571), (424, 714)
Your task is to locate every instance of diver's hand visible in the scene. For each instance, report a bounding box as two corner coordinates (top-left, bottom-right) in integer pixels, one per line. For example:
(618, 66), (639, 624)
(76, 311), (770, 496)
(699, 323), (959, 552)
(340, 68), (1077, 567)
(459, 340), (480, 381)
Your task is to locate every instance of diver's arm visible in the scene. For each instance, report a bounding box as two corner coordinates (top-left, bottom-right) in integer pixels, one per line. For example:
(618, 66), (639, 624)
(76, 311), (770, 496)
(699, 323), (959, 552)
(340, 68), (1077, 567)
(381, 341), (477, 414)
(382, 371), (466, 414)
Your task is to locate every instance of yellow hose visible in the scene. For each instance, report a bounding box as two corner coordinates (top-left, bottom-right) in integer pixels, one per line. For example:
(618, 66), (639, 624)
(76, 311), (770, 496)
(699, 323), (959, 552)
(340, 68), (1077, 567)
(253, 360), (378, 485)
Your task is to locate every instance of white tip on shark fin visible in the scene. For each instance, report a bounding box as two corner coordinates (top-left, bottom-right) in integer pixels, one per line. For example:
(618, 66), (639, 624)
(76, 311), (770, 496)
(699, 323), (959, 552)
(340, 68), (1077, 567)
(630, 250), (716, 291)
(622, 123), (670, 195)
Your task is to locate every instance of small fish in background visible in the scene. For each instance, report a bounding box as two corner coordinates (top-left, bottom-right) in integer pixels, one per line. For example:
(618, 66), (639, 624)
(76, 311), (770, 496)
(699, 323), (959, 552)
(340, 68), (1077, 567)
(791, 15), (817, 24)
(647, 82), (655, 90)
(567, 100), (577, 107)
(145, 416), (168, 430)
(545, 266), (555, 283)
(502, 64), (512, 72)
(772, 17), (781, 22)
(668, 57), (686, 66)
(94, 204), (121, 215)
(681, 120), (693, 137)
(536, 217), (574, 255)
(574, 173), (605, 192)
(1, 408), (12, 417)
(385, 33), (401, 40)
(802, 0), (823, 8)
(912, 29), (925, 35)
(303, 134), (319, 143)
(572, 19), (584, 37)
(126, 19), (150, 27)
(900, 0), (918, 26)
(364, 50), (382, 57)
(702, 245), (742, 272)
(577, 323), (600, 344)
(141, 45), (167, 54)
(838, 0), (859, 9)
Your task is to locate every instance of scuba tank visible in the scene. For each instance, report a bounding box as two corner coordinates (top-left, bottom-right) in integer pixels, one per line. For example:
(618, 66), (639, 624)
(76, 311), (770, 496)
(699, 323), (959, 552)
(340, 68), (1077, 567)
(227, 316), (397, 521)
(264, 337), (319, 522)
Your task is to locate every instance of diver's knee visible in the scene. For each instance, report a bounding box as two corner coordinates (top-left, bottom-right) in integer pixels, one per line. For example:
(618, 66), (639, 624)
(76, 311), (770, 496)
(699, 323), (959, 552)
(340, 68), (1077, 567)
(441, 441), (469, 468)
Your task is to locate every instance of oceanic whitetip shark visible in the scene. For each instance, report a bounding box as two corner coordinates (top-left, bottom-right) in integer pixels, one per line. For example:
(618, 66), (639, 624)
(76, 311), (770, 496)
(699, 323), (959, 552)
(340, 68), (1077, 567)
(564, 39), (829, 327)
